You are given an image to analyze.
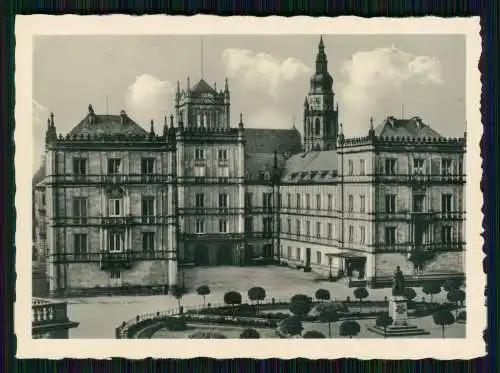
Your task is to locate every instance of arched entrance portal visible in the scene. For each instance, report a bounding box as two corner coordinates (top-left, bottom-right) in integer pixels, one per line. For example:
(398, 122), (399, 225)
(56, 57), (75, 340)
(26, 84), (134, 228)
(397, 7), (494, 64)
(194, 245), (210, 266)
(218, 244), (233, 265)
(262, 244), (274, 259)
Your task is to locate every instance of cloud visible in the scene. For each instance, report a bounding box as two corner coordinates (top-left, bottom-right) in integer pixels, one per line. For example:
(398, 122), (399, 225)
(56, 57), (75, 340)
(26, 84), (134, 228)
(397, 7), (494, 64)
(125, 74), (174, 126)
(222, 49), (311, 99)
(339, 46), (443, 135)
(32, 100), (50, 172)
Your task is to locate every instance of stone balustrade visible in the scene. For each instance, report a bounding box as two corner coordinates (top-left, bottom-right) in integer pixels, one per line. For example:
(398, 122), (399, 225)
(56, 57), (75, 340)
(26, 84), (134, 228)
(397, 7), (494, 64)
(32, 297), (79, 338)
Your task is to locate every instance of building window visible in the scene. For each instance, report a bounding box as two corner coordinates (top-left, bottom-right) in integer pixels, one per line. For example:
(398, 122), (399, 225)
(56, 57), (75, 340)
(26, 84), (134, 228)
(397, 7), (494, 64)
(287, 219), (291, 234)
(385, 227), (396, 245)
(141, 197), (155, 223)
(413, 195), (425, 213)
(41, 192), (46, 206)
(327, 223), (333, 240)
(107, 159), (121, 174)
(142, 232), (155, 252)
(74, 233), (87, 258)
(360, 195), (366, 213)
(73, 158), (87, 175)
(360, 159), (365, 175)
(219, 219), (228, 233)
(442, 159), (452, 175)
(263, 193), (272, 212)
(442, 226), (452, 244)
(196, 220), (205, 234)
(196, 193), (205, 208)
(413, 159), (425, 175)
(385, 195), (396, 213)
(306, 221), (311, 237)
(296, 220), (301, 237)
(442, 194), (452, 213)
(245, 217), (253, 233)
(385, 159), (396, 175)
(316, 222), (321, 238)
(108, 199), (122, 217)
(263, 217), (273, 238)
(218, 193), (228, 208)
(315, 118), (321, 135)
(194, 166), (206, 180)
(316, 194), (321, 210)
(348, 226), (354, 243)
(218, 149), (228, 161)
(296, 247), (301, 261)
(73, 198), (88, 223)
(264, 172), (271, 181)
(195, 149), (205, 160)
(141, 158), (155, 174)
(305, 194), (310, 210)
(360, 226), (366, 244)
(327, 194), (333, 211)
(348, 195), (354, 212)
(110, 271), (121, 280)
(287, 246), (292, 259)
(348, 160), (354, 175)
(296, 193), (301, 209)
(218, 166), (229, 181)
(108, 233), (123, 252)
(316, 251), (322, 264)
(245, 193), (253, 209)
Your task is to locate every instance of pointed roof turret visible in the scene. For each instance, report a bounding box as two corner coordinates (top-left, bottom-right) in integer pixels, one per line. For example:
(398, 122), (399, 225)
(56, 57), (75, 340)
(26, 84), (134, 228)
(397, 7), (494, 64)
(309, 36), (333, 94)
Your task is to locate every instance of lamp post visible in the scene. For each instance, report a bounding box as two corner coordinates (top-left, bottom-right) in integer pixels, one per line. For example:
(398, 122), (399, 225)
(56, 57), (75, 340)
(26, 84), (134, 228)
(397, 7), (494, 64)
(325, 253), (335, 282)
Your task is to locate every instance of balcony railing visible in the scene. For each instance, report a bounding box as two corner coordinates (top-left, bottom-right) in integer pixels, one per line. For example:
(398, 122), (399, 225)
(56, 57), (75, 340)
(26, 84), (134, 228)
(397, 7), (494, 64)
(52, 215), (172, 226)
(375, 242), (465, 253)
(374, 173), (465, 184)
(179, 207), (243, 215)
(32, 297), (79, 338)
(46, 174), (171, 185)
(50, 250), (170, 263)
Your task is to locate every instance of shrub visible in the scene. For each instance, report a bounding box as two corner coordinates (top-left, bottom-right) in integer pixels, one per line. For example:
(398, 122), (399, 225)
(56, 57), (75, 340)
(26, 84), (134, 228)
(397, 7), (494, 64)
(278, 317), (303, 337)
(447, 289), (466, 316)
(353, 287), (369, 302)
(339, 320), (361, 339)
(224, 291), (243, 309)
(375, 312), (394, 338)
(433, 309), (455, 338)
(303, 330), (326, 339)
(196, 285), (211, 307)
(422, 282), (442, 303)
(443, 278), (464, 292)
(290, 294), (312, 319)
(163, 317), (187, 331)
(315, 289), (331, 303)
(403, 287), (417, 301)
(189, 331), (227, 339)
(240, 328), (260, 339)
(456, 311), (466, 322)
(248, 287), (266, 309)
(319, 303), (340, 338)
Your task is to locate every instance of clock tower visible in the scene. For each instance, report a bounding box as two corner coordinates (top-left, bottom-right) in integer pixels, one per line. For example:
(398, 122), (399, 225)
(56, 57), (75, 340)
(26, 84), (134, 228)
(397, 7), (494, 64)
(303, 36), (339, 152)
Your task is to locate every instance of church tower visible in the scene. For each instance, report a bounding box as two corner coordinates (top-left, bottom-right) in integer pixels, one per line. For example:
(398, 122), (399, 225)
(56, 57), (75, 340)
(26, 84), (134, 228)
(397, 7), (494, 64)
(303, 36), (339, 151)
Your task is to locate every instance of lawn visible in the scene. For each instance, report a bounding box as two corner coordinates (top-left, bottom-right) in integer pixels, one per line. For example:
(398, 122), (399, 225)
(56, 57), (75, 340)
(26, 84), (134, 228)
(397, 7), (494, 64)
(151, 323), (278, 339)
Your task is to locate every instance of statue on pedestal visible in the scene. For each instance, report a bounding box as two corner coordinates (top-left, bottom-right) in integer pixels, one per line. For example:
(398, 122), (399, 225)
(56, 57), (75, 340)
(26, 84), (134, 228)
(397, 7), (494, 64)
(392, 266), (406, 297)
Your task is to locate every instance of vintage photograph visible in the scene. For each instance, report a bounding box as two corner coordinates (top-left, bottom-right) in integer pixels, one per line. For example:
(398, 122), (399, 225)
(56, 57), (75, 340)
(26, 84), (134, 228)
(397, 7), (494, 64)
(16, 16), (484, 359)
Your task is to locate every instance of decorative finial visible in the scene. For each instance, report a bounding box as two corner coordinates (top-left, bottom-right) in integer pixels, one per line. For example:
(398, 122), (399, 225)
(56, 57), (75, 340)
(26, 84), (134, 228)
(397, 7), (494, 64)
(50, 112), (54, 126)
(176, 80), (180, 93)
(370, 116), (374, 130)
(187, 76), (190, 90)
(47, 118), (51, 129)
(240, 112), (243, 123)
(292, 116), (296, 128)
(225, 78), (229, 91)
(170, 114), (174, 128)
(150, 119), (155, 134)
(319, 35), (324, 48)
(340, 122), (343, 134)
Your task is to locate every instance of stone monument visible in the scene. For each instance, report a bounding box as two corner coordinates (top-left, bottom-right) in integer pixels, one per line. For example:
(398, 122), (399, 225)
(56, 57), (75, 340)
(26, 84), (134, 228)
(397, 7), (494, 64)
(367, 266), (430, 337)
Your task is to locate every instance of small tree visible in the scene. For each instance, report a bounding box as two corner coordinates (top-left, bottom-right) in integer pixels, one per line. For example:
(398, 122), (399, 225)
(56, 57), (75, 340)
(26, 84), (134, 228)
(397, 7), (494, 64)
(315, 289), (331, 304)
(290, 294), (312, 320)
(433, 309), (455, 338)
(422, 282), (442, 303)
(196, 285), (211, 308)
(375, 312), (394, 338)
(248, 286), (266, 312)
(403, 287), (417, 302)
(224, 291), (242, 312)
(279, 317), (303, 337)
(319, 304), (340, 338)
(171, 287), (184, 313)
(339, 320), (361, 339)
(303, 330), (326, 339)
(353, 287), (369, 302)
(240, 328), (260, 339)
(443, 279), (460, 292)
(447, 289), (466, 316)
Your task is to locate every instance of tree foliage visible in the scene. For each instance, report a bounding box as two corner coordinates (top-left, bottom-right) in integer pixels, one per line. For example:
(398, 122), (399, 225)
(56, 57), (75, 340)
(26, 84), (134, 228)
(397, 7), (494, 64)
(248, 287), (266, 305)
(422, 282), (442, 303)
(403, 287), (417, 301)
(433, 309), (455, 338)
(289, 294), (312, 319)
(339, 320), (361, 339)
(240, 328), (260, 339)
(375, 312), (394, 338)
(353, 287), (369, 302)
(314, 289), (331, 303)
(319, 303), (340, 338)
(279, 317), (303, 337)
(196, 285), (211, 307)
(224, 291), (242, 307)
(303, 330), (326, 339)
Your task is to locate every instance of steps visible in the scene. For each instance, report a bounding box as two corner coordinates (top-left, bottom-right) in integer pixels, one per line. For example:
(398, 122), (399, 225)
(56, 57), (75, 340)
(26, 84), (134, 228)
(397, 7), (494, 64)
(367, 324), (430, 337)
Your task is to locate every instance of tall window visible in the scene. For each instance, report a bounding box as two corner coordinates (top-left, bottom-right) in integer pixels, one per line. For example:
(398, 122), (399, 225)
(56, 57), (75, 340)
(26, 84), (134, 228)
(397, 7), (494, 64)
(441, 226), (452, 244)
(287, 193), (291, 208)
(142, 232), (155, 252)
(385, 227), (396, 245)
(195, 148), (205, 160)
(316, 251), (322, 264)
(316, 222), (321, 238)
(413, 195), (425, 213)
(287, 246), (292, 259)
(107, 159), (121, 174)
(245, 217), (253, 233)
(315, 118), (321, 135)
(360, 226), (366, 244)
(141, 158), (155, 174)
(442, 159), (452, 175)
(305, 194), (311, 210)
(327, 223), (333, 240)
(348, 226), (354, 243)
(263, 217), (273, 238)
(385, 195), (396, 213)
(73, 198), (88, 223)
(296, 194), (301, 209)
(195, 220), (205, 234)
(296, 247), (301, 261)
(218, 149), (228, 161)
(263, 193), (273, 212)
(316, 194), (321, 210)
(360, 159), (365, 176)
(360, 195), (366, 213)
(218, 166), (229, 181)
(73, 158), (87, 175)
(108, 233), (123, 252)
(287, 219), (292, 234)
(348, 160), (354, 175)
(196, 193), (205, 208)
(219, 219), (228, 233)
(296, 220), (301, 237)
(141, 197), (155, 223)
(74, 233), (87, 258)
(219, 193), (228, 208)
(385, 159), (396, 175)
(413, 159), (425, 175)
(306, 221), (311, 237)
(442, 194), (452, 213)
(327, 194), (333, 211)
(194, 166), (206, 180)
(348, 195), (354, 212)
(108, 199), (122, 217)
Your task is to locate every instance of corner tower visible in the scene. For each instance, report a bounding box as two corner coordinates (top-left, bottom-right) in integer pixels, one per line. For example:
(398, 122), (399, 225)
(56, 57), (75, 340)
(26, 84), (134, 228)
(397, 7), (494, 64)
(303, 36), (339, 151)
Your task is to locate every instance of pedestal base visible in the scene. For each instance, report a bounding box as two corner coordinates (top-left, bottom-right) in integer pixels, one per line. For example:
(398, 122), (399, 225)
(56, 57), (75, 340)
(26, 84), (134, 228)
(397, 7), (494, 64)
(367, 324), (430, 337)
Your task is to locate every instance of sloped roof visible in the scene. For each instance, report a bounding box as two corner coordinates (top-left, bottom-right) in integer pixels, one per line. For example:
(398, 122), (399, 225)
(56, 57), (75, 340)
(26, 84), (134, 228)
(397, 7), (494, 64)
(68, 113), (148, 137)
(375, 116), (443, 138)
(191, 79), (218, 95)
(32, 162), (46, 188)
(245, 153), (287, 181)
(282, 150), (338, 182)
(244, 128), (302, 155)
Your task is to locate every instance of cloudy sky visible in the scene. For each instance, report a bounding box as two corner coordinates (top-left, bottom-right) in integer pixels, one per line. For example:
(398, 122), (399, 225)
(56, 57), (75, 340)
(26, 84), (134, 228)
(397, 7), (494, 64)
(33, 34), (466, 170)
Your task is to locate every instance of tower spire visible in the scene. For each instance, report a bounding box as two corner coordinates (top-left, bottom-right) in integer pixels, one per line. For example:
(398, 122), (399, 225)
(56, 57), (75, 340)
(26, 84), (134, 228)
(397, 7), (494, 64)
(201, 35), (204, 79)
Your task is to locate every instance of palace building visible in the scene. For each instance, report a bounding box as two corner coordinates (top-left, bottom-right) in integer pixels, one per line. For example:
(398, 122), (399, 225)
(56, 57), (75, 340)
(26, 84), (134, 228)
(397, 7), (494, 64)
(35, 37), (466, 296)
